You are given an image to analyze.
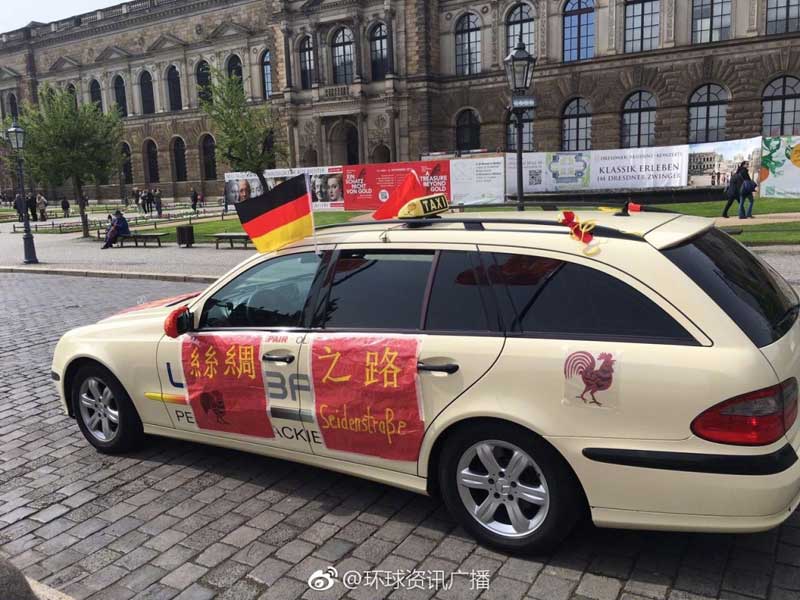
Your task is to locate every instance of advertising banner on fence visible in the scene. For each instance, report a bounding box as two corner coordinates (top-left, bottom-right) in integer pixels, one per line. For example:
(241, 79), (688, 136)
(505, 152), (591, 195)
(263, 166), (345, 210)
(343, 160), (450, 211)
(224, 172), (265, 207)
(760, 136), (800, 198)
(687, 137), (762, 189)
(450, 156), (506, 205)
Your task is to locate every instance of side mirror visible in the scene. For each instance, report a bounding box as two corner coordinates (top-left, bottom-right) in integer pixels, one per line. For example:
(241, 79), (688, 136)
(164, 305), (192, 339)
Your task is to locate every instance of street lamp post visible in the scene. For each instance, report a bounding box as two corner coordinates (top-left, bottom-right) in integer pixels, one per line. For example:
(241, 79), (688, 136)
(504, 35), (536, 211)
(6, 121), (38, 264)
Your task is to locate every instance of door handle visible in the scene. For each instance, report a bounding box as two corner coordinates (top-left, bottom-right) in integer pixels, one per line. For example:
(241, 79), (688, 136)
(417, 361), (459, 374)
(262, 353), (295, 364)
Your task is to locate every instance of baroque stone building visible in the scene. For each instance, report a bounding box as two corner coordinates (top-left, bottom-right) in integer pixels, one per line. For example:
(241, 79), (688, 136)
(0, 0), (799, 200)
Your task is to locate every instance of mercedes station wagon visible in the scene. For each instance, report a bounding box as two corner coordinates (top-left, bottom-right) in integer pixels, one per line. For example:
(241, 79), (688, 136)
(51, 209), (800, 553)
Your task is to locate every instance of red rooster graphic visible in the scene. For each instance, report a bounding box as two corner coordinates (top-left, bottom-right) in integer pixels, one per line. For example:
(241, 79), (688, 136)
(564, 351), (615, 406)
(199, 391), (229, 424)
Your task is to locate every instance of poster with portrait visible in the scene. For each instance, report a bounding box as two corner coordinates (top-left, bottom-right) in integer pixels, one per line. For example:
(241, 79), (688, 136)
(224, 172), (265, 207)
(263, 166), (345, 210)
(343, 160), (451, 211)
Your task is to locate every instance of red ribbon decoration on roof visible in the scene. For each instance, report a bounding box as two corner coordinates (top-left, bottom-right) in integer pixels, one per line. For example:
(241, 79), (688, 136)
(558, 211), (595, 244)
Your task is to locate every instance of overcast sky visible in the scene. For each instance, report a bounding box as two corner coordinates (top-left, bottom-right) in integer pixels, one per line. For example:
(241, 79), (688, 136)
(2, 1), (122, 32)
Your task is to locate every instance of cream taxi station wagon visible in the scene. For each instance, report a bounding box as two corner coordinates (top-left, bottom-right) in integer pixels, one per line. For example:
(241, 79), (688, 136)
(51, 210), (800, 553)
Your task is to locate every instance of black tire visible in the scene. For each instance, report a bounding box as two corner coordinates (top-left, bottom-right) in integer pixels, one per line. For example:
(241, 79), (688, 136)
(438, 421), (583, 554)
(71, 363), (143, 453)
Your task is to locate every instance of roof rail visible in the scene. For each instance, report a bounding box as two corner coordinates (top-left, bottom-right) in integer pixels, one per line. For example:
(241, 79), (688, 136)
(315, 217), (644, 241)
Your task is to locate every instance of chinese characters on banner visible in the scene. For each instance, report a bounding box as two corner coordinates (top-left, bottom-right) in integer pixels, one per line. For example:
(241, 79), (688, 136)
(181, 335), (274, 439)
(310, 335), (424, 461)
(343, 161), (451, 211)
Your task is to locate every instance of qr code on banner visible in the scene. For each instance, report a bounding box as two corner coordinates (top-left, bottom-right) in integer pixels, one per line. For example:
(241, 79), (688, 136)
(528, 169), (542, 186)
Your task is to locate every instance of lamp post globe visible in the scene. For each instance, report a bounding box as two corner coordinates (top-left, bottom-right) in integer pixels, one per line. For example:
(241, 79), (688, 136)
(7, 120), (39, 264)
(504, 37), (536, 211)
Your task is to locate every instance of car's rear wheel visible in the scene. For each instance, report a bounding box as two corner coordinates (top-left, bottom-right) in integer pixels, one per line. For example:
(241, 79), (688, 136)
(438, 421), (583, 554)
(72, 364), (143, 453)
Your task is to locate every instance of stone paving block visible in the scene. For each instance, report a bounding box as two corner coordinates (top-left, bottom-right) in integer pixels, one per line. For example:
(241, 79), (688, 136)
(116, 546), (160, 571)
(256, 577), (307, 600)
(219, 579), (264, 600)
(130, 583), (180, 600)
(773, 564), (800, 590)
(576, 573), (623, 600)
(196, 542), (238, 567)
(222, 525), (265, 548)
(152, 543), (198, 570)
(233, 540), (276, 567)
(82, 564), (129, 591)
(203, 559), (251, 588)
(119, 564), (169, 593)
(352, 537), (397, 566)
(314, 538), (356, 562)
(276, 539), (316, 563)
(528, 573), (576, 600)
(160, 562), (208, 589)
(144, 529), (188, 552)
(476, 576), (528, 600)
(248, 556), (292, 586)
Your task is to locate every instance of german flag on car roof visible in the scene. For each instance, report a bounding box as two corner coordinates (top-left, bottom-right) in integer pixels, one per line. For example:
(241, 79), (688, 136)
(235, 174), (313, 253)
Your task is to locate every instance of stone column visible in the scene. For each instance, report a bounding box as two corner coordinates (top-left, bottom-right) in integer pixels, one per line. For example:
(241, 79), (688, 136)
(179, 58), (190, 110)
(100, 76), (111, 115)
(312, 26), (322, 85)
(152, 66), (165, 113)
(287, 118), (298, 167)
(491, 0), (500, 69)
(316, 29), (327, 86)
(127, 69), (138, 116)
(282, 27), (293, 89)
(320, 119), (329, 165)
(357, 113), (366, 163)
(385, 9), (396, 75)
(387, 109), (397, 161)
(352, 15), (364, 82)
(241, 47), (255, 101)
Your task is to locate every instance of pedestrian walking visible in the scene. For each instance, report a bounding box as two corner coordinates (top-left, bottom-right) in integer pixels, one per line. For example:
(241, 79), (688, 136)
(154, 188), (163, 218)
(35, 192), (48, 221)
(190, 187), (198, 214)
(737, 161), (757, 219)
(146, 189), (154, 214)
(14, 193), (23, 222)
(61, 197), (70, 218)
(26, 193), (36, 222)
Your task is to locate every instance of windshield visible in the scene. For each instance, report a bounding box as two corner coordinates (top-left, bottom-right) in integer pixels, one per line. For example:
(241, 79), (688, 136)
(663, 228), (798, 348)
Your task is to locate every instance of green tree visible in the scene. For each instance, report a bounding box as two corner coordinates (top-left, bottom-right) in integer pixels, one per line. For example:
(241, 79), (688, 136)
(200, 68), (285, 194)
(11, 85), (123, 237)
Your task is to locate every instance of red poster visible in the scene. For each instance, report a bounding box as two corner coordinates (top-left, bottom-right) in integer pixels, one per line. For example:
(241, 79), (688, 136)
(181, 334), (274, 439)
(343, 161), (451, 211)
(310, 335), (423, 461)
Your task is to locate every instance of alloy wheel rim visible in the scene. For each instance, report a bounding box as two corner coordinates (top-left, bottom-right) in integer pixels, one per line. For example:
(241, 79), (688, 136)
(456, 439), (550, 538)
(78, 377), (120, 443)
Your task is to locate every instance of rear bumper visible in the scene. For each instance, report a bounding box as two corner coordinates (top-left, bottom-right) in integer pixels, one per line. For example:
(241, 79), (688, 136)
(550, 436), (800, 532)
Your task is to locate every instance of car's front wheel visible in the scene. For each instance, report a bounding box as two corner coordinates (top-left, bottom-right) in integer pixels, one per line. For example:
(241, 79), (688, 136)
(72, 364), (143, 453)
(438, 421), (583, 554)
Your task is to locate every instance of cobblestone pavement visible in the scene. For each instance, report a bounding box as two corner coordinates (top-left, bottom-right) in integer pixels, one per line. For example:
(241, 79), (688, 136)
(2, 272), (800, 600)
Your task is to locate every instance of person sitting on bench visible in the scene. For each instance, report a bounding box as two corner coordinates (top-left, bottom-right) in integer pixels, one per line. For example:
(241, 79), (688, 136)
(102, 210), (130, 249)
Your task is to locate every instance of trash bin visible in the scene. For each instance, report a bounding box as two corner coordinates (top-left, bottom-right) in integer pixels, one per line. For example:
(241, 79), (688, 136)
(176, 225), (194, 248)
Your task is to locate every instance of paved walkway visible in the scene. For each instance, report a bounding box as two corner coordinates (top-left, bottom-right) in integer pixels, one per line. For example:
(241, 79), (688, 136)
(2, 272), (800, 600)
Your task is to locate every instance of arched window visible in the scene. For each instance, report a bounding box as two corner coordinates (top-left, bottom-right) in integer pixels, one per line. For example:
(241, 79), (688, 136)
(369, 24), (389, 81)
(140, 71), (155, 115)
(332, 28), (355, 85)
(692, 0), (731, 43)
(167, 65), (182, 112)
(121, 143), (133, 185)
(8, 93), (18, 119)
(299, 37), (315, 90)
(689, 84), (729, 143)
(763, 76), (800, 136)
(197, 60), (212, 104)
(563, 0), (595, 62)
(261, 50), (273, 98)
(227, 54), (243, 80)
(456, 109), (481, 152)
(767, 0), (800, 35)
(621, 91), (656, 148)
(144, 140), (159, 184)
(507, 4), (535, 54)
(90, 80), (103, 111)
(562, 98), (592, 151)
(507, 109), (534, 152)
(455, 14), (481, 76)
(625, 0), (660, 53)
(201, 135), (217, 180)
(113, 76), (127, 117)
(172, 138), (187, 182)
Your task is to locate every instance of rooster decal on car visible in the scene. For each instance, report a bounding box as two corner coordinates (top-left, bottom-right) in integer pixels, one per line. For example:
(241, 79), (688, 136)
(564, 351), (615, 406)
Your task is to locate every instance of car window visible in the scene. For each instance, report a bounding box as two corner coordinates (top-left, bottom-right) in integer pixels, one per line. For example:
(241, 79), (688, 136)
(663, 228), (798, 347)
(425, 251), (492, 332)
(200, 253), (321, 329)
(490, 252), (696, 343)
(319, 250), (434, 330)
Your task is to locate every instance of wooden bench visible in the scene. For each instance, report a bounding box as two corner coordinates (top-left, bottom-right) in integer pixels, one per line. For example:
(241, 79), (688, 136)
(213, 233), (251, 249)
(116, 232), (168, 247)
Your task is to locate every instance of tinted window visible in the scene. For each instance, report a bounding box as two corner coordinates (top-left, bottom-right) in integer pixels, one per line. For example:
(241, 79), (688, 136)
(490, 253), (695, 343)
(201, 253), (321, 328)
(663, 228), (798, 347)
(425, 251), (491, 332)
(321, 251), (433, 330)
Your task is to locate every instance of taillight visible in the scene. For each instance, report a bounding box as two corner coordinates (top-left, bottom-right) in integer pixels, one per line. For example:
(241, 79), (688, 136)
(691, 378), (798, 446)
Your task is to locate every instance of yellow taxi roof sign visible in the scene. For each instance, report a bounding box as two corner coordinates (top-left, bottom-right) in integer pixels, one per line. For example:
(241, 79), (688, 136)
(397, 194), (450, 219)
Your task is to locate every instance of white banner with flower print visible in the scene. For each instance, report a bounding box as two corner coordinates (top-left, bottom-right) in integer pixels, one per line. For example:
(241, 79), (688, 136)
(760, 136), (800, 198)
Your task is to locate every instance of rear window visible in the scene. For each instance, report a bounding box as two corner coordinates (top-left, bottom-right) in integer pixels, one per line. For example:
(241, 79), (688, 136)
(663, 228), (798, 347)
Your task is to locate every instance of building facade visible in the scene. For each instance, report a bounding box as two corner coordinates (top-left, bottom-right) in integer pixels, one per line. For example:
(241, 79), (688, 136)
(0, 0), (799, 200)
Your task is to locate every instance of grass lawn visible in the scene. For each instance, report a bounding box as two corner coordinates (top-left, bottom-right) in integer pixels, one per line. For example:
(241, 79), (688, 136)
(151, 211), (364, 243)
(723, 221), (800, 246)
